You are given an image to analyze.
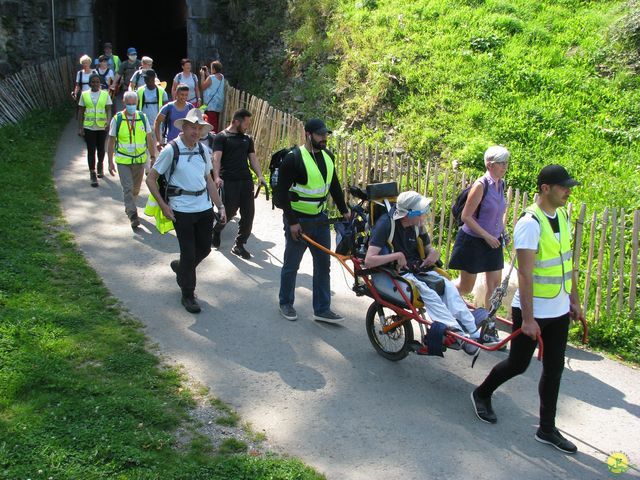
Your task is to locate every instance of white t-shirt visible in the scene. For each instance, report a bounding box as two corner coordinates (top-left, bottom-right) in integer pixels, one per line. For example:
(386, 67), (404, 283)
(153, 137), (212, 213)
(76, 70), (96, 92)
(95, 67), (115, 87)
(139, 87), (169, 126)
(173, 72), (198, 103)
(511, 210), (571, 318)
(78, 90), (113, 131)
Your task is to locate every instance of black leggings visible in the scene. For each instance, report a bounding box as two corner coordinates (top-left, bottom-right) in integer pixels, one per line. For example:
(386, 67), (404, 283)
(83, 129), (107, 172)
(476, 307), (570, 431)
(174, 208), (214, 296)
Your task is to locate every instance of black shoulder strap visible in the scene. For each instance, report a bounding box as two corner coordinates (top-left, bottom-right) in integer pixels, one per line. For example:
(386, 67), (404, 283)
(166, 140), (180, 184)
(476, 176), (490, 218)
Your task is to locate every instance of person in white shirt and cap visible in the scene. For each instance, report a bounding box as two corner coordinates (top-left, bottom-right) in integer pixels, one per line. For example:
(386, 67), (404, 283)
(365, 190), (481, 354)
(146, 108), (226, 313)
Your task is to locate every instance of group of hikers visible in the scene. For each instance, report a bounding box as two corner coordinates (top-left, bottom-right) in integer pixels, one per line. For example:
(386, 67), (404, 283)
(73, 43), (586, 456)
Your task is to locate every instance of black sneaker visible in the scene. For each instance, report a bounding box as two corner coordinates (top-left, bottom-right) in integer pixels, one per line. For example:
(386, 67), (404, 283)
(313, 310), (344, 324)
(170, 260), (180, 286)
(181, 295), (201, 314)
(471, 389), (497, 424)
(212, 230), (221, 248)
(130, 214), (140, 229)
(279, 304), (298, 321)
(231, 243), (251, 259)
(535, 428), (577, 454)
(97, 162), (104, 178)
(90, 171), (98, 187)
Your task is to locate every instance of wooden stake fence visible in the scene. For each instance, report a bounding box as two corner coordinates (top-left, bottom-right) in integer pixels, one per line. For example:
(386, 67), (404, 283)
(0, 57), (75, 127)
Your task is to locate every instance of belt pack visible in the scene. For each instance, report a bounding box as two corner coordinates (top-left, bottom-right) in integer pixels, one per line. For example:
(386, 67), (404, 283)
(166, 186), (207, 197)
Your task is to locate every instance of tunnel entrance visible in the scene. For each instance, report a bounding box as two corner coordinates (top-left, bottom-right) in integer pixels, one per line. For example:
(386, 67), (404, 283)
(93, 0), (187, 85)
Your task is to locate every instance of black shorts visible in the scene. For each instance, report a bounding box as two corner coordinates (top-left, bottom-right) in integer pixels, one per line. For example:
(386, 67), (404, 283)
(448, 229), (504, 274)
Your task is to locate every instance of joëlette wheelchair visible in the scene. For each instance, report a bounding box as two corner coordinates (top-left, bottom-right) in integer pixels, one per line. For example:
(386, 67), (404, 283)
(301, 181), (546, 362)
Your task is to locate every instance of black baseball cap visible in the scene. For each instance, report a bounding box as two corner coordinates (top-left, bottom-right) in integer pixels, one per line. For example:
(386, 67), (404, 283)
(142, 69), (156, 78)
(537, 164), (581, 188)
(304, 118), (332, 135)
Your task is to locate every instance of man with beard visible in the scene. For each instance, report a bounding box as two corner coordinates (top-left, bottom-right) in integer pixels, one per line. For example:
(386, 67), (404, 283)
(275, 118), (349, 323)
(471, 164), (584, 454)
(211, 108), (267, 259)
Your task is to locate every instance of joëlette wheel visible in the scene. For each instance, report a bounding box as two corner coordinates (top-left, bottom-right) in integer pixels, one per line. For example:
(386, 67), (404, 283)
(365, 301), (413, 361)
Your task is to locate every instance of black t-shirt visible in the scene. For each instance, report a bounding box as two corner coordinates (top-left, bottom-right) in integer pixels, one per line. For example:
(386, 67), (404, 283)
(369, 212), (431, 267)
(213, 129), (255, 181)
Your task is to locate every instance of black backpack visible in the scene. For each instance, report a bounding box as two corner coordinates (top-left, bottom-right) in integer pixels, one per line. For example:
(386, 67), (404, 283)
(451, 177), (489, 227)
(269, 146), (301, 209)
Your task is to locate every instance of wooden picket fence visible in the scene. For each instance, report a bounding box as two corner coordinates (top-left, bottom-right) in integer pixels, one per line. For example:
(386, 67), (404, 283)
(0, 56), (76, 127)
(222, 83), (639, 322)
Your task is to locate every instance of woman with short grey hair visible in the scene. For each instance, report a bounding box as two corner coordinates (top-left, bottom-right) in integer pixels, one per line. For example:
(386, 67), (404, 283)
(449, 145), (510, 343)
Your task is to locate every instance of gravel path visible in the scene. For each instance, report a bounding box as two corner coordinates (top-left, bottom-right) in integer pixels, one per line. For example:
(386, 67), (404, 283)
(54, 120), (640, 479)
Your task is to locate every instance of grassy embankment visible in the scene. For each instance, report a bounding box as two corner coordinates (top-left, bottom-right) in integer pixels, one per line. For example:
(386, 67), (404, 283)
(0, 108), (323, 478)
(225, 0), (640, 363)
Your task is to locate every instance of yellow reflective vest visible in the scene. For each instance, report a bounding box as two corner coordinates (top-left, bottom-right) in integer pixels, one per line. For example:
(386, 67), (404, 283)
(520, 204), (573, 298)
(289, 146), (334, 215)
(113, 111), (149, 164)
(82, 90), (109, 129)
(137, 86), (166, 111)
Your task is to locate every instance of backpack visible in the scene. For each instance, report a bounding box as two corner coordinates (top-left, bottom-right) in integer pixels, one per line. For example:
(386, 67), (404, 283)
(157, 140), (207, 202)
(451, 177), (490, 227)
(269, 146), (301, 210)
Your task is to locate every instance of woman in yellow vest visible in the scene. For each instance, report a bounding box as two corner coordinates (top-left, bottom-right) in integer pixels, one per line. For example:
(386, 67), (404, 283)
(472, 165), (584, 454)
(78, 73), (112, 187)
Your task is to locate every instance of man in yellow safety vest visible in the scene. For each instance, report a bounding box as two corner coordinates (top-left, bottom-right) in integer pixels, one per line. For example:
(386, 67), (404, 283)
(471, 164), (584, 454)
(275, 118), (350, 323)
(107, 90), (156, 229)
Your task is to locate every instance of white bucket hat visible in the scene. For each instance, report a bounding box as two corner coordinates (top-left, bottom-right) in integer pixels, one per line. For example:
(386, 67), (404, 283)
(174, 108), (213, 134)
(392, 191), (433, 220)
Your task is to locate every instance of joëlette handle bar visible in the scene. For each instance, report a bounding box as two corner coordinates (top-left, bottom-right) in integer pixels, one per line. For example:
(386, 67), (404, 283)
(300, 232), (544, 361)
(255, 182), (270, 201)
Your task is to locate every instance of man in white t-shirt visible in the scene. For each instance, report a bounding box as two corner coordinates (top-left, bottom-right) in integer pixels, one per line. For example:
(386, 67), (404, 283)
(146, 109), (226, 314)
(471, 164), (584, 454)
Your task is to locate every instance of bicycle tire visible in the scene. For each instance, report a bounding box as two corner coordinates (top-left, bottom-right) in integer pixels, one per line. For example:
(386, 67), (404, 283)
(365, 301), (413, 361)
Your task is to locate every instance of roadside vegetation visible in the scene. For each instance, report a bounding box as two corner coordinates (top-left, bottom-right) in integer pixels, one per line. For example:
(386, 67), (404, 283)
(0, 108), (323, 478)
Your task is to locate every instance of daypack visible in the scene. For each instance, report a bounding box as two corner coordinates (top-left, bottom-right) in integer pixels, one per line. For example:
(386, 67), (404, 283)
(451, 177), (489, 227)
(268, 146), (301, 210)
(157, 140), (207, 202)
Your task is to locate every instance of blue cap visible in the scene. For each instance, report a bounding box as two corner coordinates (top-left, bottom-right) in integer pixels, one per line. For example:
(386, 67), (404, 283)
(127, 47), (137, 55)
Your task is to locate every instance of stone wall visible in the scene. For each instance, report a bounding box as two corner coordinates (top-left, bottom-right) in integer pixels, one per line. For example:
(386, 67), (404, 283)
(0, 0), (54, 77)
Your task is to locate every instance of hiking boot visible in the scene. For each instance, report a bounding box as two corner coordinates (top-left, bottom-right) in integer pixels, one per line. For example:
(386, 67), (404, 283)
(90, 171), (98, 187)
(130, 214), (140, 229)
(231, 243), (251, 259)
(212, 230), (221, 248)
(97, 162), (104, 178)
(181, 295), (201, 314)
(279, 304), (298, 321)
(471, 389), (497, 424)
(481, 326), (506, 350)
(463, 340), (480, 356)
(535, 428), (577, 454)
(313, 310), (344, 324)
(170, 260), (181, 286)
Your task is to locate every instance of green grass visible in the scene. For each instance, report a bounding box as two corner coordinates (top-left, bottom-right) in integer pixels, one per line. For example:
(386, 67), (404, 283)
(0, 108), (324, 479)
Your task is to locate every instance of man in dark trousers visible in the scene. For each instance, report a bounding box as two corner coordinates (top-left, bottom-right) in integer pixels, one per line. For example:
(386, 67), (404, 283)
(212, 108), (266, 259)
(275, 119), (349, 323)
(471, 164), (584, 454)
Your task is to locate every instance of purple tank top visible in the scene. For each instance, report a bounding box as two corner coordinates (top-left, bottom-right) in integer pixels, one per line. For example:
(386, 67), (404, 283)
(462, 173), (506, 238)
